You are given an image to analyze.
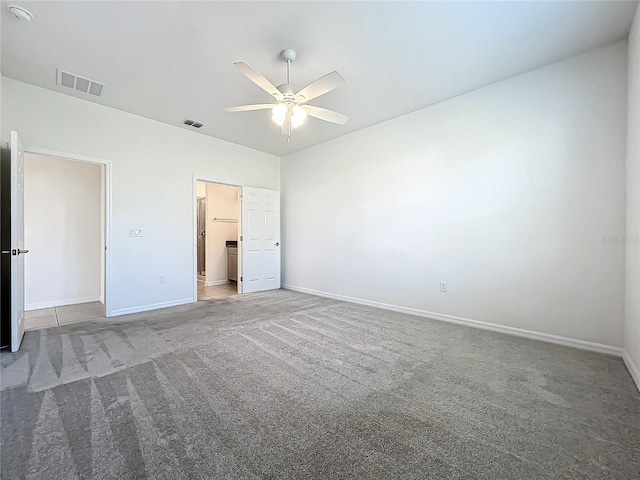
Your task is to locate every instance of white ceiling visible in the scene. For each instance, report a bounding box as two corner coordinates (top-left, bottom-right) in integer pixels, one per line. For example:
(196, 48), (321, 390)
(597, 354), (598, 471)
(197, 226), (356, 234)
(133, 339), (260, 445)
(1, 1), (638, 156)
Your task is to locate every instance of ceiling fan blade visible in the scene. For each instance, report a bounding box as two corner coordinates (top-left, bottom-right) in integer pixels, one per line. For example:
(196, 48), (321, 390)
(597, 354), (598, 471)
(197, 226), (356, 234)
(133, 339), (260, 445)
(224, 104), (276, 113)
(305, 105), (349, 125)
(281, 116), (291, 136)
(234, 62), (282, 100)
(295, 71), (345, 103)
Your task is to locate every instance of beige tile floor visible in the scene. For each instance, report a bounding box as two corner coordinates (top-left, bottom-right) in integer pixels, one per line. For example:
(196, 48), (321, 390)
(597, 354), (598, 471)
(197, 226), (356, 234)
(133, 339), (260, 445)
(24, 284), (236, 330)
(198, 282), (238, 301)
(25, 301), (106, 330)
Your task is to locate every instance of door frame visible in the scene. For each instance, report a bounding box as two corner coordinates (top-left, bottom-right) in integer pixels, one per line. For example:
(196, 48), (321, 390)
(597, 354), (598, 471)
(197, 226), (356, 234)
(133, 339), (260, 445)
(192, 175), (242, 302)
(25, 146), (113, 317)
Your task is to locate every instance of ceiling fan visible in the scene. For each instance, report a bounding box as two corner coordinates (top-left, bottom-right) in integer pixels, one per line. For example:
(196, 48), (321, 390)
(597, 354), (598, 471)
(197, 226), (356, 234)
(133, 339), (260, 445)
(225, 49), (349, 138)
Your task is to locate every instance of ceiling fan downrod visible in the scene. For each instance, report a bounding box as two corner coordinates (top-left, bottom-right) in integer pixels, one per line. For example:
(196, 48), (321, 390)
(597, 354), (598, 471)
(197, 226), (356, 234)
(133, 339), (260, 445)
(281, 48), (296, 86)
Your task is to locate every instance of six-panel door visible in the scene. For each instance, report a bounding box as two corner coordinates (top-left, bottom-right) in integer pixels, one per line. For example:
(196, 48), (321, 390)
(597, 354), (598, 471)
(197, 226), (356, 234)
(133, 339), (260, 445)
(241, 186), (280, 293)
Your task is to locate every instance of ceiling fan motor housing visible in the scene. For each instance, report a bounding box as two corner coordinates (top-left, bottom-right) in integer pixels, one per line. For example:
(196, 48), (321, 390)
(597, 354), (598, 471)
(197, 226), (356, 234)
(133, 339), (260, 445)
(277, 84), (299, 104)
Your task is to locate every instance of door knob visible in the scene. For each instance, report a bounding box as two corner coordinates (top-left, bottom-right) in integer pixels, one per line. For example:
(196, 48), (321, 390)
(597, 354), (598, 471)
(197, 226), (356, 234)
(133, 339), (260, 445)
(275, 242), (279, 246)
(13, 249), (29, 255)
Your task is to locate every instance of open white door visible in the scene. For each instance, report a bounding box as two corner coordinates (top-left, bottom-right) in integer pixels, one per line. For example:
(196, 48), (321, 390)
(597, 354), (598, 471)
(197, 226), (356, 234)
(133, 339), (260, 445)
(241, 186), (280, 293)
(10, 131), (27, 352)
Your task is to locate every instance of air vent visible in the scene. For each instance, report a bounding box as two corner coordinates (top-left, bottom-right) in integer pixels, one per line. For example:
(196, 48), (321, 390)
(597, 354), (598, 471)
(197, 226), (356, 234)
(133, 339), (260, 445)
(57, 69), (105, 97)
(182, 118), (205, 129)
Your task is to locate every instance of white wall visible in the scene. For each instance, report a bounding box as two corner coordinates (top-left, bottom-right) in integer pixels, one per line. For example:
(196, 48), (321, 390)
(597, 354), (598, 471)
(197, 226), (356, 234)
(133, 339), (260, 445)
(24, 153), (102, 309)
(282, 42), (628, 350)
(625, 7), (640, 389)
(205, 182), (239, 285)
(2, 77), (279, 315)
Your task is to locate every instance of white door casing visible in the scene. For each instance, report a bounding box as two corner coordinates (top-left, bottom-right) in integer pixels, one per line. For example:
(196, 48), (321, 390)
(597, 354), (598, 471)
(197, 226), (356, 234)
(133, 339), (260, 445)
(10, 131), (26, 352)
(241, 186), (280, 293)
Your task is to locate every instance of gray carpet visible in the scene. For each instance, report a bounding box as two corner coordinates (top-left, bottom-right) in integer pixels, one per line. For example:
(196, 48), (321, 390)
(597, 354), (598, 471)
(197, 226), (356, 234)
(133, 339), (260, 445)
(1, 289), (639, 479)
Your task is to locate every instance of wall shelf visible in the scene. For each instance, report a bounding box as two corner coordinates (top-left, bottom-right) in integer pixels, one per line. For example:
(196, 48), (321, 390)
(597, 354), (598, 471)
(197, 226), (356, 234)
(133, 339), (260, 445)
(213, 218), (238, 223)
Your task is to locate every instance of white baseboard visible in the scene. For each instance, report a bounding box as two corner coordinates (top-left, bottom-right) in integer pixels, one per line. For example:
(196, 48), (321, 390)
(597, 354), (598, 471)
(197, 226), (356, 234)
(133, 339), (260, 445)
(26, 295), (101, 311)
(283, 284), (624, 358)
(622, 350), (640, 393)
(110, 298), (194, 317)
(205, 280), (230, 287)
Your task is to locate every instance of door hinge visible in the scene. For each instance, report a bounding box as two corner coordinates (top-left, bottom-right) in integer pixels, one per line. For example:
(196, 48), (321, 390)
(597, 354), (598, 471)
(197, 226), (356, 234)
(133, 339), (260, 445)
(240, 236), (243, 241)
(240, 276), (243, 282)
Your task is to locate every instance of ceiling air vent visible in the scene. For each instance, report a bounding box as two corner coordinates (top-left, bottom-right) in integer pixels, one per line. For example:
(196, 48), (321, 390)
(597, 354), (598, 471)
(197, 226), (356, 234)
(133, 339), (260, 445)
(57, 69), (105, 97)
(182, 118), (205, 129)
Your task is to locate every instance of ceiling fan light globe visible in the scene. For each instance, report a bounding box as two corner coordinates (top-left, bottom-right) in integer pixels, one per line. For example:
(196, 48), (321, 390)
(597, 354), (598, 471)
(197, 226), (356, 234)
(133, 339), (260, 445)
(291, 115), (304, 129)
(273, 104), (287, 115)
(292, 105), (308, 121)
(271, 104), (287, 125)
(290, 105), (307, 128)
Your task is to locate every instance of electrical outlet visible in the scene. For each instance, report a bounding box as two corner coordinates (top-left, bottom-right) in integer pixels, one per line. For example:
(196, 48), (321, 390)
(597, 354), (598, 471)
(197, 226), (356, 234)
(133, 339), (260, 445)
(440, 281), (447, 292)
(129, 228), (144, 237)
(160, 275), (166, 283)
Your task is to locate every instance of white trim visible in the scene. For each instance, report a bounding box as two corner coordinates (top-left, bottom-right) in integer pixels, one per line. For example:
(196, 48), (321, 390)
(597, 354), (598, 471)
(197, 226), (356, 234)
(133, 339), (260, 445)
(193, 176), (198, 304)
(622, 350), (640, 392)
(26, 295), (101, 311)
(206, 280), (230, 286)
(283, 284), (624, 357)
(26, 147), (109, 167)
(110, 298), (194, 317)
(23, 146), (114, 318)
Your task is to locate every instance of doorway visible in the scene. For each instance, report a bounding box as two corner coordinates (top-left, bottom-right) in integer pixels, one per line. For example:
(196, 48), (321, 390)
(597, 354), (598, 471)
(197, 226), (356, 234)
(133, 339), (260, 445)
(195, 180), (240, 301)
(22, 152), (107, 329)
